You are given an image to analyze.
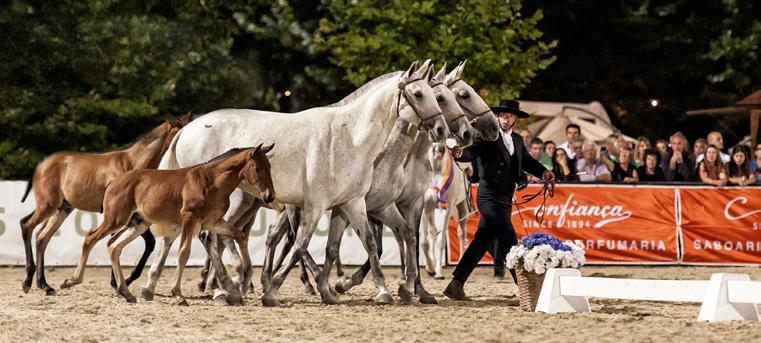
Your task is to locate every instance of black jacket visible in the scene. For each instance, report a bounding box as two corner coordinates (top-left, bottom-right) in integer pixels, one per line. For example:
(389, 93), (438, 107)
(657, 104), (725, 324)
(456, 132), (546, 197)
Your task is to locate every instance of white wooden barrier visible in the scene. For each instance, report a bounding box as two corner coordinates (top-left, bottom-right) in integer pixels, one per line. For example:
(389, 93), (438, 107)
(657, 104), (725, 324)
(536, 268), (761, 322)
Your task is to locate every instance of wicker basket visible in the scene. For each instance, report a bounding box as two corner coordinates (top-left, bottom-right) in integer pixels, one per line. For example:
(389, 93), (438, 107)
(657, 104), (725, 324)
(516, 268), (546, 311)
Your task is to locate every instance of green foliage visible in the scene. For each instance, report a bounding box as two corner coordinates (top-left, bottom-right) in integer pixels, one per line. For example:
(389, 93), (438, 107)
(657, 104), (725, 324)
(316, 0), (556, 102)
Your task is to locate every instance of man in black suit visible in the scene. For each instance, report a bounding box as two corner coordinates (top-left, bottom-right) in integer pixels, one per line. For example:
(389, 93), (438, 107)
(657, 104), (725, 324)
(444, 99), (553, 300)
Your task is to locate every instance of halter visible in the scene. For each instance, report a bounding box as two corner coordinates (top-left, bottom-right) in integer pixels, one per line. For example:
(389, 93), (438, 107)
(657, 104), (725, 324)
(446, 78), (492, 124)
(430, 80), (467, 126)
(396, 76), (443, 128)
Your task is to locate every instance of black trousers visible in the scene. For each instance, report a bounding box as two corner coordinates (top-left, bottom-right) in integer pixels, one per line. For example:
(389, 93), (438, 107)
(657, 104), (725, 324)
(453, 189), (518, 283)
(490, 239), (507, 274)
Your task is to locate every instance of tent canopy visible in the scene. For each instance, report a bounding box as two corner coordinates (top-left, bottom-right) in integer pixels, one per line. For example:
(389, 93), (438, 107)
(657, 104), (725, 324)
(518, 100), (633, 144)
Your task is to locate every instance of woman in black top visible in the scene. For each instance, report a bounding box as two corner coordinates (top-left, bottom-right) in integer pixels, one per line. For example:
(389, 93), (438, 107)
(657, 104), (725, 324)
(552, 148), (579, 182)
(611, 147), (638, 182)
(637, 147), (666, 182)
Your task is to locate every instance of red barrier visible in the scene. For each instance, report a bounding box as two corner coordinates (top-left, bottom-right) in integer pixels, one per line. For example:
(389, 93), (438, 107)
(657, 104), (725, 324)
(680, 187), (761, 264)
(448, 184), (680, 264)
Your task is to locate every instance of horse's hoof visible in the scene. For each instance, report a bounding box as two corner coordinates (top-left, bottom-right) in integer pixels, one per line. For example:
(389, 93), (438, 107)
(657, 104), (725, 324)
(376, 293), (394, 305)
(226, 293), (245, 306)
(419, 294), (438, 305)
(45, 288), (57, 296)
(261, 294), (280, 307)
(426, 271), (435, 277)
(398, 285), (413, 305)
(304, 284), (317, 296)
(175, 297), (189, 306)
(433, 275), (445, 280)
(60, 279), (75, 289)
(125, 295), (137, 304)
(334, 281), (349, 294)
(213, 293), (228, 305)
(321, 294), (339, 305)
(197, 281), (207, 293)
(22, 282), (31, 294)
(329, 285), (338, 297)
(139, 287), (154, 301)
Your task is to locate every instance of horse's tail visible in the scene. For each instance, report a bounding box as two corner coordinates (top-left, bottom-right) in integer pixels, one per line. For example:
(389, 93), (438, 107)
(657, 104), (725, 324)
(158, 126), (183, 170)
(21, 178), (32, 203)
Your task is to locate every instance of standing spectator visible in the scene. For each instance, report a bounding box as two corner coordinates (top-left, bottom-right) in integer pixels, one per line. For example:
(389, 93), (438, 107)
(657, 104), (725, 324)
(637, 148), (666, 182)
(611, 147), (638, 182)
(544, 140), (556, 163)
(697, 145), (728, 186)
(552, 148), (579, 182)
(557, 124), (581, 159)
(576, 142), (612, 182)
(697, 131), (731, 163)
(727, 145), (756, 186)
(634, 136), (652, 168)
(661, 132), (695, 182)
(655, 139), (669, 160)
(753, 143), (761, 184)
(692, 138), (707, 163)
(528, 138), (553, 170)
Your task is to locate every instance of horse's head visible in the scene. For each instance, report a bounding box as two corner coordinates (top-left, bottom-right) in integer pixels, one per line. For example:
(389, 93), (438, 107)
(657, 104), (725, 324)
(398, 60), (448, 143)
(431, 63), (474, 147)
(243, 143), (276, 204)
(428, 142), (449, 173)
(445, 61), (500, 141)
(160, 113), (193, 154)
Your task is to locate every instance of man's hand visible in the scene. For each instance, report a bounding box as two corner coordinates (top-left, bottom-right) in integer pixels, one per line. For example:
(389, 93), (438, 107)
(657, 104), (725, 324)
(451, 146), (464, 158)
(669, 150), (682, 169)
(542, 170), (555, 184)
(464, 165), (473, 178)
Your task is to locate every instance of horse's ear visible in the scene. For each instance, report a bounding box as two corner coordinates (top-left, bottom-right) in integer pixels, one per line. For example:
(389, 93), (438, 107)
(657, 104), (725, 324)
(403, 61), (419, 79)
(262, 143), (275, 155)
(431, 62), (447, 83)
(252, 143), (263, 157)
(453, 60), (466, 80)
(414, 59), (432, 79)
(179, 112), (193, 126)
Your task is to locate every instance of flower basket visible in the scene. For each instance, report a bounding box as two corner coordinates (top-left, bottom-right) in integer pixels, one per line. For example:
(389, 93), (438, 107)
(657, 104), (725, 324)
(506, 232), (586, 312)
(516, 268), (546, 311)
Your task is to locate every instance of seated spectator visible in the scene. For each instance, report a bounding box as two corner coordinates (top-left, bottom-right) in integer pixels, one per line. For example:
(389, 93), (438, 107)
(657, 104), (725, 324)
(634, 136), (652, 168)
(527, 138), (551, 182)
(637, 148), (666, 182)
(544, 140), (556, 163)
(727, 145), (756, 186)
(569, 137), (584, 168)
(692, 138), (707, 165)
(600, 133), (621, 171)
(611, 147), (638, 183)
(552, 148), (578, 182)
(753, 143), (761, 184)
(661, 132), (695, 182)
(697, 144), (728, 187)
(655, 139), (668, 160)
(558, 123), (581, 159)
(697, 131), (731, 163)
(576, 142), (612, 182)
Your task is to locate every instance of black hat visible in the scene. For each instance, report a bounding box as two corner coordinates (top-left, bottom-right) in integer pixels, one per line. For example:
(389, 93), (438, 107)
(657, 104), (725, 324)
(490, 99), (530, 118)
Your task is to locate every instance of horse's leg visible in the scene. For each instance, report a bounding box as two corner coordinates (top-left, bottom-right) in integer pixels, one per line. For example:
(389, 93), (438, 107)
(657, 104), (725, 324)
(197, 231), (213, 292)
(107, 219), (150, 303)
(339, 197), (392, 305)
(420, 198), (437, 277)
(263, 205), (322, 307)
(404, 199), (436, 304)
(332, 211), (370, 294)
(202, 227), (243, 306)
(140, 228), (178, 301)
(122, 227), (156, 286)
(316, 211), (348, 305)
(455, 200), (469, 258)
(261, 211), (289, 295)
(19, 204), (57, 293)
(433, 207), (451, 280)
(373, 204), (417, 304)
(34, 203), (73, 295)
(170, 218), (201, 306)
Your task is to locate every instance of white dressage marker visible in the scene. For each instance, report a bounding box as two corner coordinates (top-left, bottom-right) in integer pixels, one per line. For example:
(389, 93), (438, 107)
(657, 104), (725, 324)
(536, 268), (760, 322)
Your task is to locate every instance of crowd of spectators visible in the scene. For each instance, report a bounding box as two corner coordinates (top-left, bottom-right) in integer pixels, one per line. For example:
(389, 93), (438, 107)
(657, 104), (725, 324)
(517, 124), (761, 186)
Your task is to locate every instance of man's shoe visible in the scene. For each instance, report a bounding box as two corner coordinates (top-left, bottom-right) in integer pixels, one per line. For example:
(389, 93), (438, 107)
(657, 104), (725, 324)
(493, 269), (506, 282)
(443, 279), (470, 301)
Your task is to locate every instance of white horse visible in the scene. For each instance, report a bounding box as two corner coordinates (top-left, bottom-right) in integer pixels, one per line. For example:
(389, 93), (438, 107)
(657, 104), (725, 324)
(141, 60), (448, 307)
(421, 142), (470, 279)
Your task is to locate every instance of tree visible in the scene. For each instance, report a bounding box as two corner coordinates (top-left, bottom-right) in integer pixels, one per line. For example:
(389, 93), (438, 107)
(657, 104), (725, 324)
(316, 0), (556, 102)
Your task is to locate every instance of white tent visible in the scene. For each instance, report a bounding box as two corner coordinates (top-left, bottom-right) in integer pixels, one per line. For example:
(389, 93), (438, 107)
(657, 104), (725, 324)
(518, 100), (634, 144)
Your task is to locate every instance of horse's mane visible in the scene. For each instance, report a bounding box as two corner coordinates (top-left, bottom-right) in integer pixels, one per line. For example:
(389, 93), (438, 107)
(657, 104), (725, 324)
(326, 71), (403, 108)
(201, 147), (252, 165)
(127, 114), (189, 147)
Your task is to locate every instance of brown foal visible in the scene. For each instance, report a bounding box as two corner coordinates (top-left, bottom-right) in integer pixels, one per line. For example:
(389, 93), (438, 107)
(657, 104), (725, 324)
(62, 144), (275, 305)
(19, 116), (190, 295)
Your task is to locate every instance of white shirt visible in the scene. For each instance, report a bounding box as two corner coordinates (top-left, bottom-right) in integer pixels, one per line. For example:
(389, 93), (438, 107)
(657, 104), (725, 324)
(558, 141), (575, 159)
(501, 129), (514, 155)
(696, 151), (730, 164)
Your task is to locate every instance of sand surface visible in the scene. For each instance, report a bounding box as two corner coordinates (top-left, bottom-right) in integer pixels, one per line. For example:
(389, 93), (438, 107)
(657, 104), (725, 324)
(1, 265), (760, 342)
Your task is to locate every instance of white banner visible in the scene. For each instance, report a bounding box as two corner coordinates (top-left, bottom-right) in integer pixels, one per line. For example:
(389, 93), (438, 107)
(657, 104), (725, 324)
(0, 181), (404, 266)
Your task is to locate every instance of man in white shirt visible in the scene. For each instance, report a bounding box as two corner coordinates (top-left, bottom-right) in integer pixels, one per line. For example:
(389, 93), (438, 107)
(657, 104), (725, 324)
(576, 142), (612, 182)
(696, 131), (730, 163)
(557, 123), (581, 159)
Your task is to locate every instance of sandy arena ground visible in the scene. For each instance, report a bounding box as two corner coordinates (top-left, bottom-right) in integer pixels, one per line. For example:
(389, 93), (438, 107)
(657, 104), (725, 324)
(1, 265), (760, 342)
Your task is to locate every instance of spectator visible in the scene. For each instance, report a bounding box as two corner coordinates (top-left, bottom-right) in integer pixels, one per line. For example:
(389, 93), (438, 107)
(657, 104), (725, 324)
(753, 143), (761, 184)
(634, 136), (652, 168)
(692, 138), (707, 163)
(637, 148), (666, 182)
(570, 137), (584, 167)
(519, 130), (533, 150)
(697, 144), (728, 187)
(576, 142), (612, 182)
(544, 140), (556, 162)
(528, 138), (553, 170)
(611, 147), (638, 183)
(552, 148), (579, 182)
(727, 145), (756, 186)
(600, 133), (621, 171)
(557, 124), (581, 159)
(661, 132), (695, 182)
(697, 131), (730, 163)
(655, 139), (668, 160)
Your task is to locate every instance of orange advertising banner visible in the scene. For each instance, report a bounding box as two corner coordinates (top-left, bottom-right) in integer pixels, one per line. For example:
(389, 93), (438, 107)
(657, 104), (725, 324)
(680, 187), (761, 264)
(448, 184), (680, 264)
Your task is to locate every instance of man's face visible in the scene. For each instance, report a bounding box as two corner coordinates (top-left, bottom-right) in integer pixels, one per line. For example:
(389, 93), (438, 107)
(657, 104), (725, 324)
(582, 145), (596, 161)
(566, 127), (580, 141)
(708, 132), (724, 150)
(530, 143), (543, 159)
(670, 137), (684, 153)
(572, 142), (583, 157)
(497, 112), (517, 131)
(693, 142), (706, 157)
(520, 130), (532, 146)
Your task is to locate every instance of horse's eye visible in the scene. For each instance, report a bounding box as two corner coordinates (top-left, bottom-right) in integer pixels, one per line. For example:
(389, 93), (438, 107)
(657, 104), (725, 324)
(435, 94), (443, 102)
(414, 91), (423, 98)
(460, 91), (469, 99)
